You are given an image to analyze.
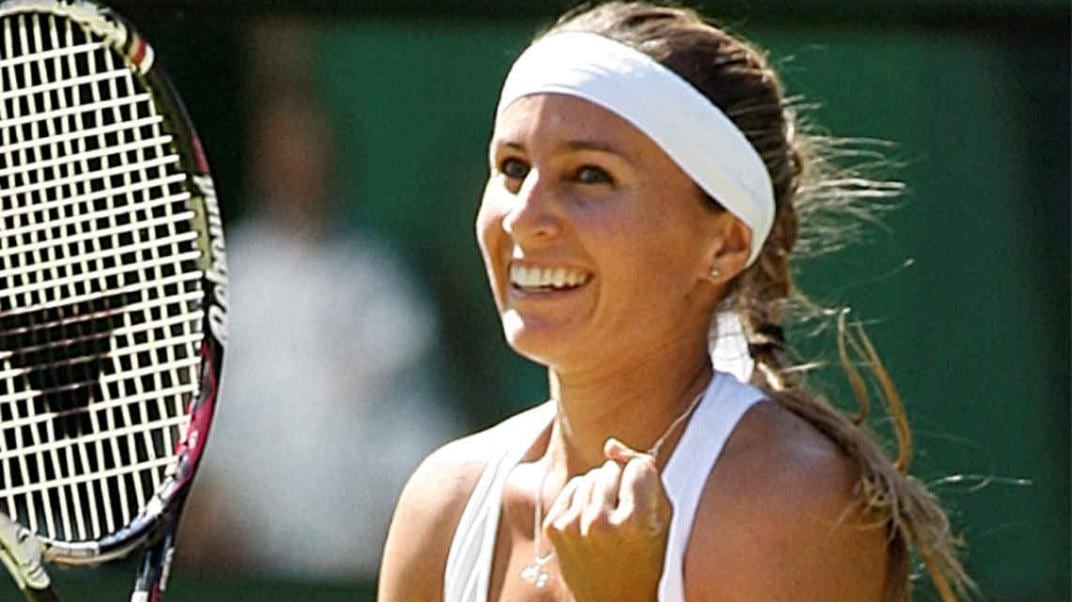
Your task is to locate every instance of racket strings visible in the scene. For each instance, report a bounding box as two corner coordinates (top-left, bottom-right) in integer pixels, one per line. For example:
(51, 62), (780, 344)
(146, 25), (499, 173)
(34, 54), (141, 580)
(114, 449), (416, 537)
(0, 11), (203, 545)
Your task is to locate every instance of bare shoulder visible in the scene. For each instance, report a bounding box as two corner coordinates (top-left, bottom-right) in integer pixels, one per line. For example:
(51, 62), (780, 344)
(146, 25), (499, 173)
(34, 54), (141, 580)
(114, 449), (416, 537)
(377, 404), (551, 602)
(685, 400), (890, 602)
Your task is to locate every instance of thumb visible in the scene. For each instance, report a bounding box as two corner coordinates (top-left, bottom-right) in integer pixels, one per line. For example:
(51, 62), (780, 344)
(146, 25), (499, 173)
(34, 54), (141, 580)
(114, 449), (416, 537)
(604, 437), (651, 465)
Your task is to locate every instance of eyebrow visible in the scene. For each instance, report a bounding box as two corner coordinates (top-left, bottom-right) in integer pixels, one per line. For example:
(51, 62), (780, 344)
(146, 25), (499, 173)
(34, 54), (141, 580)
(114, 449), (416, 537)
(493, 139), (633, 164)
(562, 139), (626, 155)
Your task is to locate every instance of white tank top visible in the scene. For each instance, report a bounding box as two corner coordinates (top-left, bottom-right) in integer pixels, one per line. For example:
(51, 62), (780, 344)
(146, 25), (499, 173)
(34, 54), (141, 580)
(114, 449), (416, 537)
(443, 371), (766, 602)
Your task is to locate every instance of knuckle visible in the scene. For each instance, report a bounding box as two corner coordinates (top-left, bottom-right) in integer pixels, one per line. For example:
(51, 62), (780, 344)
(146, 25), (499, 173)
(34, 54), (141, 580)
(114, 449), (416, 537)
(553, 515), (580, 537)
(608, 505), (635, 527)
(580, 509), (610, 536)
(632, 455), (659, 476)
(622, 456), (655, 481)
(575, 472), (596, 490)
(562, 474), (583, 492)
(653, 503), (672, 527)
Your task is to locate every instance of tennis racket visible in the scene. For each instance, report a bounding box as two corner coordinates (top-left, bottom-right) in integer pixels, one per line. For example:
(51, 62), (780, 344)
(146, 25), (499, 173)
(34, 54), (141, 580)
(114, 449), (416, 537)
(0, 0), (227, 600)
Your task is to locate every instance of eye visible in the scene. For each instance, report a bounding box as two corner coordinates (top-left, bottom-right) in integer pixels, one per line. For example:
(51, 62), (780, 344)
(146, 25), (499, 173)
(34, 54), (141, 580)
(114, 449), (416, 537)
(574, 164), (613, 185)
(499, 157), (530, 181)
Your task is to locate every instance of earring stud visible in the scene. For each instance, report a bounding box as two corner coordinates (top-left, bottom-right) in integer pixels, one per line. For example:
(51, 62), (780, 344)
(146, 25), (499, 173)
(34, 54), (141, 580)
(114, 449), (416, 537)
(709, 265), (721, 279)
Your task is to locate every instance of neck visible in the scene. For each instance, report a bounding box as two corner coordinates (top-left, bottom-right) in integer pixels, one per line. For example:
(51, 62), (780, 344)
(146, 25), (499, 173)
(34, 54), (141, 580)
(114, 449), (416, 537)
(544, 334), (713, 475)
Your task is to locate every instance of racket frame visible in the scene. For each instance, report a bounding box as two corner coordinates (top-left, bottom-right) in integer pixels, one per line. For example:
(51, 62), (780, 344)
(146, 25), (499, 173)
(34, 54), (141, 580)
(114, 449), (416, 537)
(0, 0), (227, 594)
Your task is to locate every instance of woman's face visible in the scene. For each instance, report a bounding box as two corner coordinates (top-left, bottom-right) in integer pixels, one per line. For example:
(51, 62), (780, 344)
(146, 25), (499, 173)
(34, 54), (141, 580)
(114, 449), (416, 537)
(477, 94), (741, 373)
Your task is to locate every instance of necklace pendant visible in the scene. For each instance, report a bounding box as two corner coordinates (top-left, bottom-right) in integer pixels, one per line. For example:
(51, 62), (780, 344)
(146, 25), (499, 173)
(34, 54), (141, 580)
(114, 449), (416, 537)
(520, 563), (550, 589)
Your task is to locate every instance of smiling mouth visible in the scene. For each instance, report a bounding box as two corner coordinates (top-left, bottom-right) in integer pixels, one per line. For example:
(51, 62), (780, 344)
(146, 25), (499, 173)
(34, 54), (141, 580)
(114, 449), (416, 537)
(509, 263), (592, 293)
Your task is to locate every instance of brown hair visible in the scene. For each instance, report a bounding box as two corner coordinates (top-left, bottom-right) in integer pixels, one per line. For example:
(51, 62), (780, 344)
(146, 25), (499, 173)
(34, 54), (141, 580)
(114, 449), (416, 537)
(544, 3), (971, 600)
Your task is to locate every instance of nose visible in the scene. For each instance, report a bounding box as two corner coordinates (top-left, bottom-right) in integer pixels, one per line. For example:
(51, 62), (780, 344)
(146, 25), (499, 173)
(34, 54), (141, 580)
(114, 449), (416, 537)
(501, 170), (562, 242)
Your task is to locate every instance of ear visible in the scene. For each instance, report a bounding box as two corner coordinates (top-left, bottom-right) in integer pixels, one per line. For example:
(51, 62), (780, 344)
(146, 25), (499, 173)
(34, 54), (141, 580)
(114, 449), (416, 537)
(705, 215), (753, 286)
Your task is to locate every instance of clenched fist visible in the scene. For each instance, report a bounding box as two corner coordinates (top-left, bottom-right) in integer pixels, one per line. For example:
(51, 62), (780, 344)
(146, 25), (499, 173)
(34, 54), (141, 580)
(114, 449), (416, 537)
(544, 438), (673, 602)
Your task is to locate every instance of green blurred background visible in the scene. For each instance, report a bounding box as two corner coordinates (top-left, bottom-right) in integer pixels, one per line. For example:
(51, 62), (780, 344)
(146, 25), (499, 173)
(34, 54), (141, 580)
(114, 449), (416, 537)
(41, 0), (1070, 600)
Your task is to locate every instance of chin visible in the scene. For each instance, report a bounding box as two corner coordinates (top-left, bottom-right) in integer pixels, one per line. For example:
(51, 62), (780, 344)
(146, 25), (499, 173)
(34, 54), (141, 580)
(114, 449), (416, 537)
(501, 309), (575, 367)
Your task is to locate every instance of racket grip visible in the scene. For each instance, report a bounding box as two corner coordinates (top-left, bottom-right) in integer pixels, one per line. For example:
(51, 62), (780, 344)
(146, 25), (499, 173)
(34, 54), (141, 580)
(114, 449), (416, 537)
(130, 524), (176, 602)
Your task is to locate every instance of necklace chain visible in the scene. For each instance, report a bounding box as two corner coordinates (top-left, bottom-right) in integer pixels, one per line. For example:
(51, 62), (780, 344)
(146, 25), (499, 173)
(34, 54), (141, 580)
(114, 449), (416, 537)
(519, 386), (708, 589)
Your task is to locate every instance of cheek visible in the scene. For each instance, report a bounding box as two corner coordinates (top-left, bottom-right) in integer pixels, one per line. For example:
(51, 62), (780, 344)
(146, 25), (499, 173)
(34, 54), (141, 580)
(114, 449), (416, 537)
(475, 186), (507, 294)
(601, 206), (708, 299)
(475, 183), (500, 254)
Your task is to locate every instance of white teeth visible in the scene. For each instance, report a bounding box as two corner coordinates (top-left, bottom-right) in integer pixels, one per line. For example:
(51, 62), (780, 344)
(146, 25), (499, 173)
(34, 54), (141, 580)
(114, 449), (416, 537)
(510, 264), (590, 289)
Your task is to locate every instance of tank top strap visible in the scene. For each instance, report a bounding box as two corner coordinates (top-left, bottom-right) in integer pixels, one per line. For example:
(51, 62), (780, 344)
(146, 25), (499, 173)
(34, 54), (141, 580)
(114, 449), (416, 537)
(657, 371), (767, 601)
(443, 402), (555, 602)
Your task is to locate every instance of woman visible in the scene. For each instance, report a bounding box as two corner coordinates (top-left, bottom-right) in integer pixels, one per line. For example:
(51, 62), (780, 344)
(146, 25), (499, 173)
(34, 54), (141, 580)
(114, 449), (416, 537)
(379, 2), (969, 600)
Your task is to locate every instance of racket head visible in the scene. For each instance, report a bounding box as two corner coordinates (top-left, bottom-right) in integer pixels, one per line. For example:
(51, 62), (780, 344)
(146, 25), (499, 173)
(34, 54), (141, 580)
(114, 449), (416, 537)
(0, 0), (226, 567)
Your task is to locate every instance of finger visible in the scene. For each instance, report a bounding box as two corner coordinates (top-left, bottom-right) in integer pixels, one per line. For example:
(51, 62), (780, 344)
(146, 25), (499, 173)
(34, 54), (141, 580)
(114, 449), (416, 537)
(590, 460), (623, 510)
(547, 473), (593, 546)
(543, 475), (580, 531)
(613, 455), (666, 527)
(605, 437), (650, 464)
(564, 474), (594, 526)
(581, 461), (623, 535)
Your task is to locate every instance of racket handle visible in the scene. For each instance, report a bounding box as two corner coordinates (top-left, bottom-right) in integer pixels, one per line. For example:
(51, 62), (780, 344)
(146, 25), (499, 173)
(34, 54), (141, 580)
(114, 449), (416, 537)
(130, 521), (177, 602)
(0, 513), (61, 602)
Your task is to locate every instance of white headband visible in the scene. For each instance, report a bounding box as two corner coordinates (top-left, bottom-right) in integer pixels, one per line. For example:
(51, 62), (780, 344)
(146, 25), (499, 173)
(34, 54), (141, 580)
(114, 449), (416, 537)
(496, 31), (775, 265)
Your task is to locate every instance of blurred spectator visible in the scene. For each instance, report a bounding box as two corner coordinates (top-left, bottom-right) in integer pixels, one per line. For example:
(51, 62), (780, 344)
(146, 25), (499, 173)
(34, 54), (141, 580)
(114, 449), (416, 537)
(179, 87), (460, 581)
